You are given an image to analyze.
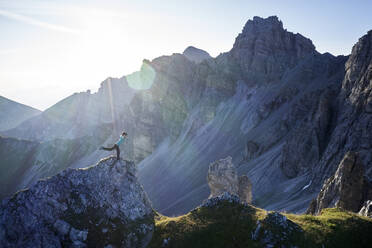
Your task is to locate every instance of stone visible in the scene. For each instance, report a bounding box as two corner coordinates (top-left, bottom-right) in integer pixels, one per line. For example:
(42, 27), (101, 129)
(238, 175), (253, 203)
(207, 156), (252, 203)
(0, 156), (154, 248)
(359, 200), (372, 218)
(307, 152), (370, 215)
(200, 192), (242, 208)
(54, 219), (71, 236)
(207, 157), (239, 197)
(252, 212), (302, 247)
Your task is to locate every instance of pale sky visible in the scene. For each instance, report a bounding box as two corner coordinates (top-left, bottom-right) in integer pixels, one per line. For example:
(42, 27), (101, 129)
(0, 0), (371, 110)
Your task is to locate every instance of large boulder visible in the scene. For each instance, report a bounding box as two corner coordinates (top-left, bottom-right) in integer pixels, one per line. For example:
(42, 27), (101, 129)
(0, 156), (154, 248)
(207, 156), (252, 203)
(307, 152), (371, 215)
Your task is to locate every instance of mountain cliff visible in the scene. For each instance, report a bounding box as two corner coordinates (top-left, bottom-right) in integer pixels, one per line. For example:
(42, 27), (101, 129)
(137, 16), (348, 215)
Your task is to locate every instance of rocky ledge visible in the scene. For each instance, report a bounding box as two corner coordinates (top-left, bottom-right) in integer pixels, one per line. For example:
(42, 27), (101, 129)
(0, 156), (154, 248)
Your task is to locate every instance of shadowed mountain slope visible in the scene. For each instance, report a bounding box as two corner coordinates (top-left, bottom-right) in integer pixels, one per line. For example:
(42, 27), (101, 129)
(0, 96), (40, 131)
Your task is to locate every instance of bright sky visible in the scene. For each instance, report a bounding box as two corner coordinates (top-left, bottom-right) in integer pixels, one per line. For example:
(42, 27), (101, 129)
(0, 0), (371, 110)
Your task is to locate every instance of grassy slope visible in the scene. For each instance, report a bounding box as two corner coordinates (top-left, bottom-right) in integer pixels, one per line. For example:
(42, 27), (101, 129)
(149, 202), (372, 248)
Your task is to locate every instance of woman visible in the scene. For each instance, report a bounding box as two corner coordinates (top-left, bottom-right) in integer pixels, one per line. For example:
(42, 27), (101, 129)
(100, 131), (127, 160)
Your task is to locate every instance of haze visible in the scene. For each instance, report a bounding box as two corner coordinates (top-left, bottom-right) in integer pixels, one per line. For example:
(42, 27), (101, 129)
(0, 0), (371, 110)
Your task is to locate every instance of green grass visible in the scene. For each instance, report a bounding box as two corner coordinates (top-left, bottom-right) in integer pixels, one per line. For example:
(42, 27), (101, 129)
(149, 202), (372, 248)
(286, 208), (372, 247)
(149, 202), (266, 248)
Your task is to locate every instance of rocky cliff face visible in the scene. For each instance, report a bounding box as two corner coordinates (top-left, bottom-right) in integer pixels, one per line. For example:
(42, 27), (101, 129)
(307, 152), (372, 215)
(207, 157), (252, 203)
(305, 30), (372, 212)
(0, 156), (154, 248)
(359, 200), (372, 218)
(230, 16), (316, 84)
(0, 96), (40, 132)
(138, 16), (347, 215)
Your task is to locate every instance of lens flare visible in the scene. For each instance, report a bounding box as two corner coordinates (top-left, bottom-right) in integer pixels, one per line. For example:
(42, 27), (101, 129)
(126, 61), (156, 90)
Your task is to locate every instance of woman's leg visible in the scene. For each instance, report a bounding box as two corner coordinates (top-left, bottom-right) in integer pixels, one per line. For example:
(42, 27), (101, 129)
(101, 145), (116, 151)
(115, 144), (120, 160)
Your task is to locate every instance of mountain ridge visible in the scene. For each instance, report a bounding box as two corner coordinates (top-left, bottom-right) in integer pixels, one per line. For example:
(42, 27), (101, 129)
(0, 95), (41, 132)
(0, 16), (371, 218)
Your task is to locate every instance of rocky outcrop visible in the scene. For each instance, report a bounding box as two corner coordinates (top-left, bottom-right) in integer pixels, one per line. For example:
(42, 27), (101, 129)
(252, 212), (303, 247)
(359, 200), (372, 218)
(207, 157), (252, 203)
(307, 152), (371, 215)
(0, 156), (154, 248)
(183, 46), (211, 63)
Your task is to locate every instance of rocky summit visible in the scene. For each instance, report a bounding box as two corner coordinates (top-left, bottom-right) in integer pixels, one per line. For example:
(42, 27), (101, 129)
(0, 156), (154, 248)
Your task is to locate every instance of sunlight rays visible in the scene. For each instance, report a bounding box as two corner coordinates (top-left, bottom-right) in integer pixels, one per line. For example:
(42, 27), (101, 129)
(106, 78), (117, 133)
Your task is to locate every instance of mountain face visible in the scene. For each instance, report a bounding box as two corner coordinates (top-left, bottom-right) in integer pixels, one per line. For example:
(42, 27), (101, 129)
(1, 16), (371, 218)
(306, 31), (372, 214)
(0, 96), (40, 131)
(307, 152), (372, 215)
(137, 16), (348, 215)
(230, 16), (316, 84)
(309, 30), (372, 187)
(0, 157), (154, 248)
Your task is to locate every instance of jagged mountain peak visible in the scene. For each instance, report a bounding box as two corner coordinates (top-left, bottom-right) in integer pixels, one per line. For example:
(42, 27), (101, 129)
(230, 16), (316, 83)
(242, 15), (284, 33)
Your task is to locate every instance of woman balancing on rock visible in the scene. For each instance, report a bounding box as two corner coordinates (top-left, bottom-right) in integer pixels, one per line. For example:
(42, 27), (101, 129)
(100, 131), (128, 160)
